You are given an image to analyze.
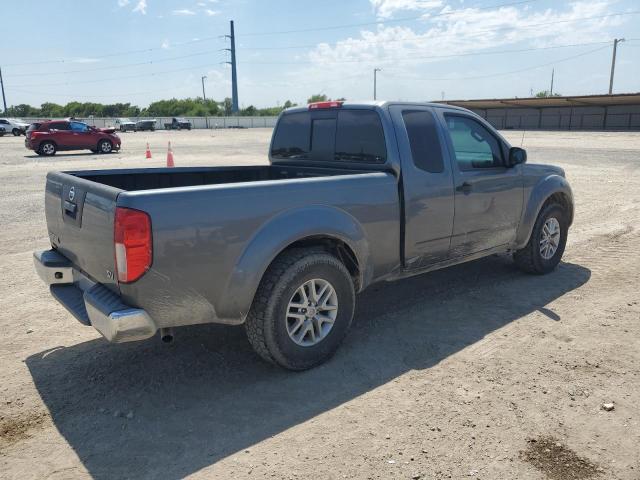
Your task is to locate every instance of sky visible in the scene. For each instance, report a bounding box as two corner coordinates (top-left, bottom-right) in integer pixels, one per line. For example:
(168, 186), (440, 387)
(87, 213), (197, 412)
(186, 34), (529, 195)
(2, 0), (639, 109)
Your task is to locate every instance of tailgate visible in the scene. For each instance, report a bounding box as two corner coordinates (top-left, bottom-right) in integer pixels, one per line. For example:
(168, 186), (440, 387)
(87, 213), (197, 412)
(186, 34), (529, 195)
(45, 171), (122, 292)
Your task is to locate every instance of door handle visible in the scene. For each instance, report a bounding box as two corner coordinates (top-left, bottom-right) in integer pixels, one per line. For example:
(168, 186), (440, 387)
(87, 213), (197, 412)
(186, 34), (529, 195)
(456, 182), (472, 193)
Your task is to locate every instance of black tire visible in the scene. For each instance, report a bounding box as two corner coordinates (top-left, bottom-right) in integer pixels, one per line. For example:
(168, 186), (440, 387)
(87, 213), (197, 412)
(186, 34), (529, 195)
(245, 249), (356, 370)
(12, 128), (21, 136)
(39, 141), (56, 156)
(514, 202), (568, 274)
(97, 139), (113, 154)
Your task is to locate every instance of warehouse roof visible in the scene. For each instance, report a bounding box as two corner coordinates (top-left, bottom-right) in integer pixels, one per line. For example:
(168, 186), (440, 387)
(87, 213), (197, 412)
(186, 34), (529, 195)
(437, 92), (640, 109)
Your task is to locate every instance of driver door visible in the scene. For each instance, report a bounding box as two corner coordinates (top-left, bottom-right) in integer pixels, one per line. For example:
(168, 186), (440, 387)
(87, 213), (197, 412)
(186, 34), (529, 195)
(69, 121), (93, 148)
(440, 113), (523, 257)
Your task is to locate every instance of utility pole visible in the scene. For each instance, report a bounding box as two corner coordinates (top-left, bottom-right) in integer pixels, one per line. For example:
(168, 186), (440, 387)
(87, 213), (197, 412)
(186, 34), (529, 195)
(201, 75), (209, 129)
(0, 67), (7, 114)
(373, 68), (381, 100)
(550, 68), (554, 96)
(225, 20), (239, 114)
(609, 38), (625, 94)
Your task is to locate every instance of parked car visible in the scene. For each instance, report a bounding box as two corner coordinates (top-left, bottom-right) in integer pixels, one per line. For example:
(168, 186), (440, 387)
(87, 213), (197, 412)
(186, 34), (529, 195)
(33, 101), (573, 370)
(135, 119), (156, 131)
(164, 117), (191, 130)
(25, 120), (121, 156)
(0, 118), (30, 136)
(115, 118), (136, 132)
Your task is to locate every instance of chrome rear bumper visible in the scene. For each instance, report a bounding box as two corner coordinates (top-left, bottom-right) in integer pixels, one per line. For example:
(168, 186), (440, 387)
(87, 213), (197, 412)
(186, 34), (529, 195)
(33, 249), (157, 343)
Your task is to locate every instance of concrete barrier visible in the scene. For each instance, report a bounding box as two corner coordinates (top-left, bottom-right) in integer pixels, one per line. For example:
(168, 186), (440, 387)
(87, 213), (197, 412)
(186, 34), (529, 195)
(17, 116), (279, 130)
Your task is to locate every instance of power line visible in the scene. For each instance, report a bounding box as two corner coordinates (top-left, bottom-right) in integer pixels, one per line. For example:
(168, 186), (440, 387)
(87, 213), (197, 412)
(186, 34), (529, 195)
(7, 63), (219, 88)
(238, 11), (640, 51)
(6, 9), (637, 78)
(8, 36), (635, 89)
(7, 50), (219, 78)
(5, 6), (638, 73)
(239, 0), (540, 36)
(3, 0), (539, 68)
(239, 40), (632, 65)
(384, 45), (612, 81)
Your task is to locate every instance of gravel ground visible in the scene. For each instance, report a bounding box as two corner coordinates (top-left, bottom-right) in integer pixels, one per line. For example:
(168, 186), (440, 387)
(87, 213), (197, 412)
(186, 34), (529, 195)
(0, 128), (639, 480)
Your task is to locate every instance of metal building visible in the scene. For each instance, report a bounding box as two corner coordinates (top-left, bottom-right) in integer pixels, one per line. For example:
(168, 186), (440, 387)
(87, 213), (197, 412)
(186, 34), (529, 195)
(438, 93), (640, 131)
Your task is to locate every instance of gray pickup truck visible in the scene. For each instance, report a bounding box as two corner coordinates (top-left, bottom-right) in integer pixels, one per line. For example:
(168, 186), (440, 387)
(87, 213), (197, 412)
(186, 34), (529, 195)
(34, 101), (573, 370)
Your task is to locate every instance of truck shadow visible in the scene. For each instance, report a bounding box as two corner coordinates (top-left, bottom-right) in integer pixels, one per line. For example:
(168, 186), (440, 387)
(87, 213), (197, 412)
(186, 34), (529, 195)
(26, 255), (590, 480)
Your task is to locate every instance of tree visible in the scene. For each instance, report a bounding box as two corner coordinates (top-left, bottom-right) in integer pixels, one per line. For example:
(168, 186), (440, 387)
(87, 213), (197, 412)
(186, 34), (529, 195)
(223, 97), (233, 116)
(535, 90), (562, 98)
(40, 102), (64, 117)
(242, 105), (257, 116)
(307, 93), (328, 104)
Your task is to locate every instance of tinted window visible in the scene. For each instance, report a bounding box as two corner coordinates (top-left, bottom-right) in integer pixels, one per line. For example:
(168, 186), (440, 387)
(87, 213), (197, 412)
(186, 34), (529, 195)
(335, 110), (386, 163)
(49, 122), (70, 130)
(271, 112), (311, 159)
(402, 110), (444, 173)
(311, 118), (336, 161)
(444, 115), (503, 170)
(0, 120), (9, 125)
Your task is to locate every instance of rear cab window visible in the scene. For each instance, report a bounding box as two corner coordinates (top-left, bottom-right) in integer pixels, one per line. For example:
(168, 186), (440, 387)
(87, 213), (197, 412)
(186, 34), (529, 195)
(271, 109), (386, 164)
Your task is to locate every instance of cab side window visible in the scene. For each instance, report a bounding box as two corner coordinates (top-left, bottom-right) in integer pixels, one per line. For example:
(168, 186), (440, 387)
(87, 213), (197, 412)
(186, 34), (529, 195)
(402, 110), (444, 173)
(444, 115), (503, 170)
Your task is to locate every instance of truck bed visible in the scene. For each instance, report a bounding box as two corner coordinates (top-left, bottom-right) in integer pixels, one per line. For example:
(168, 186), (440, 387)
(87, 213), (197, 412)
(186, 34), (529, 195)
(43, 164), (401, 331)
(74, 165), (366, 191)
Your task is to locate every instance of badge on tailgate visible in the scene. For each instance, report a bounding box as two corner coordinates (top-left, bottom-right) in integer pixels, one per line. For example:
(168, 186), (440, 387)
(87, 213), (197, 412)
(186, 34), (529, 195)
(61, 184), (87, 228)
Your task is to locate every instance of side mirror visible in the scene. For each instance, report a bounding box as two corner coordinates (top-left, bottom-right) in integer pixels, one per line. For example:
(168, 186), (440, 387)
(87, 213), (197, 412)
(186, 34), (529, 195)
(508, 147), (527, 167)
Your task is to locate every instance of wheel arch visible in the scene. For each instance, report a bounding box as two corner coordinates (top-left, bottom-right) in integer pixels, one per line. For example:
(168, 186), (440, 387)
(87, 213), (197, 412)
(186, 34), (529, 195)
(515, 174), (573, 249)
(216, 205), (371, 322)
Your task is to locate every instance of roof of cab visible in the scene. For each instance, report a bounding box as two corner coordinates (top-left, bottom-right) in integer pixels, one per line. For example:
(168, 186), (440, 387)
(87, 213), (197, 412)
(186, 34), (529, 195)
(284, 100), (471, 114)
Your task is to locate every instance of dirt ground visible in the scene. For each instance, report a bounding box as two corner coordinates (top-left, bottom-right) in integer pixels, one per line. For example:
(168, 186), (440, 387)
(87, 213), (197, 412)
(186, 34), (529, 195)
(0, 128), (638, 480)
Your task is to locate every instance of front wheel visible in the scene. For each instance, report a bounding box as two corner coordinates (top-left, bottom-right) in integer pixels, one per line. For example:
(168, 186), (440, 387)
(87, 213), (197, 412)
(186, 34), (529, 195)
(514, 203), (568, 274)
(245, 250), (355, 370)
(97, 139), (113, 154)
(12, 128), (22, 136)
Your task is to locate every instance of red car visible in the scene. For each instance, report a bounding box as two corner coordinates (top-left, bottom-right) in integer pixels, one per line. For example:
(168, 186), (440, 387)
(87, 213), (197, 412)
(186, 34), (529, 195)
(25, 120), (121, 156)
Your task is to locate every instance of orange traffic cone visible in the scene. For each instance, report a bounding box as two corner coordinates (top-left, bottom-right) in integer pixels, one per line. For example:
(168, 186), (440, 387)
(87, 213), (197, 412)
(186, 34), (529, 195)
(145, 142), (152, 159)
(166, 141), (175, 167)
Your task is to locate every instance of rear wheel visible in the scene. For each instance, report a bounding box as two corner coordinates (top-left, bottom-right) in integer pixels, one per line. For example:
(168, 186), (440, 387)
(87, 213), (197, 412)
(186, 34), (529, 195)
(514, 202), (568, 274)
(12, 128), (21, 136)
(245, 249), (355, 370)
(98, 139), (113, 154)
(39, 141), (56, 156)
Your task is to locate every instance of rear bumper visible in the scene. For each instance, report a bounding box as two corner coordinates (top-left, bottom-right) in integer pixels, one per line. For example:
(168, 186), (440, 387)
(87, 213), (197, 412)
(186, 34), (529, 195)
(33, 249), (157, 343)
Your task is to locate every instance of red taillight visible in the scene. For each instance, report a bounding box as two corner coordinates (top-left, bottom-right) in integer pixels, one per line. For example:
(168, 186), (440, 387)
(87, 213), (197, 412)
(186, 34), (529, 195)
(308, 101), (343, 110)
(114, 207), (152, 283)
